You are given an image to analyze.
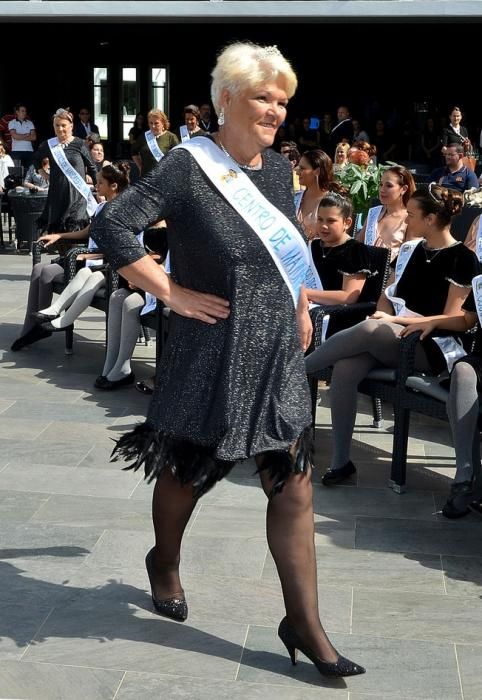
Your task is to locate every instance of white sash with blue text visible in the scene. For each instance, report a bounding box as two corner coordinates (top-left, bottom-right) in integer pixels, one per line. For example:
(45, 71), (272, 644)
(472, 274), (482, 327)
(132, 231), (158, 315)
(145, 130), (164, 162)
(475, 216), (482, 263)
(384, 240), (420, 316)
(364, 205), (383, 247)
(179, 125), (190, 143)
(48, 137), (97, 217)
(85, 202), (106, 268)
(294, 190), (303, 216)
(385, 240), (466, 371)
(174, 138), (321, 306)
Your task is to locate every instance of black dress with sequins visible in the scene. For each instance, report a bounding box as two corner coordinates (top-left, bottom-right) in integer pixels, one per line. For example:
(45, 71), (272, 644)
(33, 137), (97, 232)
(90, 141), (312, 495)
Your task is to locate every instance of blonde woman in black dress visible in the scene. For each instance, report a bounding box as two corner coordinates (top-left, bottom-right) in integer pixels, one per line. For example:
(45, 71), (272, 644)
(91, 42), (365, 678)
(11, 108), (97, 351)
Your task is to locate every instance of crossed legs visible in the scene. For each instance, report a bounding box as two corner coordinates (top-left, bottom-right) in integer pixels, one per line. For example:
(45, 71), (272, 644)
(20, 261), (64, 335)
(39, 267), (106, 328)
(306, 319), (431, 470)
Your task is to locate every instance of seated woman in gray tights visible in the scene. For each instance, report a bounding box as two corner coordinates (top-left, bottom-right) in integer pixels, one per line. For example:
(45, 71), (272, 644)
(400, 290), (482, 518)
(95, 224), (168, 391)
(306, 185), (480, 487)
(10, 162), (130, 351)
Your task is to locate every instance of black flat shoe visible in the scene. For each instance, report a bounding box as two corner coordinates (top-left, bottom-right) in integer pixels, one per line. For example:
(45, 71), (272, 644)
(145, 548), (188, 622)
(442, 481), (473, 519)
(278, 617), (365, 677)
(322, 461), (356, 486)
(95, 372), (135, 390)
(94, 375), (107, 388)
(32, 311), (59, 323)
(41, 322), (74, 333)
(442, 501), (470, 519)
(469, 500), (482, 517)
(135, 380), (154, 395)
(10, 325), (53, 351)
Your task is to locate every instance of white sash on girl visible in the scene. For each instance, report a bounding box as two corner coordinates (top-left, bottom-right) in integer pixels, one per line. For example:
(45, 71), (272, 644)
(385, 239), (466, 371)
(474, 216), (482, 263)
(364, 205), (383, 247)
(174, 137), (322, 306)
(471, 274), (482, 326)
(305, 241), (333, 341)
(294, 190), (303, 216)
(179, 125), (190, 143)
(384, 240), (420, 316)
(138, 232), (168, 316)
(48, 137), (97, 216)
(145, 130), (164, 162)
(85, 202), (106, 268)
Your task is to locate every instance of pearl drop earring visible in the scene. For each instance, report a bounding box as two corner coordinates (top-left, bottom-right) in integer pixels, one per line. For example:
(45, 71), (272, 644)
(218, 109), (225, 126)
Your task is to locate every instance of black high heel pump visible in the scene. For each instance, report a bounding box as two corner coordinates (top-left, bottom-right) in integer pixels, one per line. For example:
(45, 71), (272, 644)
(278, 617), (365, 677)
(145, 548), (188, 622)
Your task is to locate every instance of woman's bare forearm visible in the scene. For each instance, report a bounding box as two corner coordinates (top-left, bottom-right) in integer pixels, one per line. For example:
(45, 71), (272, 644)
(59, 227), (90, 240)
(398, 313), (474, 331)
(307, 288), (361, 305)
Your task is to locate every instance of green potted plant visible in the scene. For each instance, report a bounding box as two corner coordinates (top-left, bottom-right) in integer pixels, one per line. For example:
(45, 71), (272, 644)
(337, 155), (394, 226)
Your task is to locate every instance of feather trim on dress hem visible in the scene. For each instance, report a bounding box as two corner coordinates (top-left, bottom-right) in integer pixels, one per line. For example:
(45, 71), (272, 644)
(111, 424), (313, 498)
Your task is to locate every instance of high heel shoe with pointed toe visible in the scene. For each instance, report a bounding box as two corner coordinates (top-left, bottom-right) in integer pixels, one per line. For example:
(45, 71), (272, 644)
(145, 548), (188, 622)
(277, 617), (365, 677)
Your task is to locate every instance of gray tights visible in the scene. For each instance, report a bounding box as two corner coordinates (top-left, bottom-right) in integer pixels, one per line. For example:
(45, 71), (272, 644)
(21, 261), (64, 335)
(446, 360), (481, 488)
(102, 288), (144, 381)
(305, 319), (431, 470)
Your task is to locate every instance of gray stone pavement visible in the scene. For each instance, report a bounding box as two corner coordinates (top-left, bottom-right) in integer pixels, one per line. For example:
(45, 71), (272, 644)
(0, 248), (482, 700)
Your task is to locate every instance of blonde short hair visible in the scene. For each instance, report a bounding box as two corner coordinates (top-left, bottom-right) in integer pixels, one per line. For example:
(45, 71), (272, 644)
(210, 42), (297, 114)
(147, 109), (170, 131)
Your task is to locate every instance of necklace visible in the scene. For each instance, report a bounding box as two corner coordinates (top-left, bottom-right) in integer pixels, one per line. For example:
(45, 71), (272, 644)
(218, 141), (262, 171)
(422, 240), (459, 264)
(386, 209), (405, 219)
(320, 236), (348, 258)
(59, 137), (74, 149)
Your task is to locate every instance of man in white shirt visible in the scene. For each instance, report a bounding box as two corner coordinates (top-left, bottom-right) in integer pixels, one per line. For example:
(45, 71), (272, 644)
(8, 103), (36, 172)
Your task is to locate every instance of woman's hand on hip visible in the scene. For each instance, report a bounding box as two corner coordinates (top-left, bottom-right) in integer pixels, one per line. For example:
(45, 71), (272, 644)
(166, 280), (230, 324)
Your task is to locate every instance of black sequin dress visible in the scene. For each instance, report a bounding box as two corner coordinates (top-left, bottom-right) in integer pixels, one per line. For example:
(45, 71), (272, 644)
(90, 142), (312, 495)
(34, 137), (97, 232)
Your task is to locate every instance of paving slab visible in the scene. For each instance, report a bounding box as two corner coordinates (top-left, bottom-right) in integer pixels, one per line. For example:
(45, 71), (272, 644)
(263, 547), (445, 594)
(456, 644), (482, 700)
(352, 587), (482, 644)
(355, 516), (482, 556)
(115, 672), (347, 699)
(23, 605), (247, 680)
(238, 625), (461, 699)
(0, 660), (123, 700)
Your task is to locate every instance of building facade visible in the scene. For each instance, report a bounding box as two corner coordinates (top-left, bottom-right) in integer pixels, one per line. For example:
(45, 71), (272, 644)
(1, 2), (482, 156)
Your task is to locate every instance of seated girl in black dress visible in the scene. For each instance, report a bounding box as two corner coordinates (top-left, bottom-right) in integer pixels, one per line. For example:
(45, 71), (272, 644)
(306, 185), (480, 486)
(306, 191), (374, 341)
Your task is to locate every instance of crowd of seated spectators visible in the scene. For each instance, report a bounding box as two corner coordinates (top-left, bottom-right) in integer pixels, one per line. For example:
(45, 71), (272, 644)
(3, 100), (482, 522)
